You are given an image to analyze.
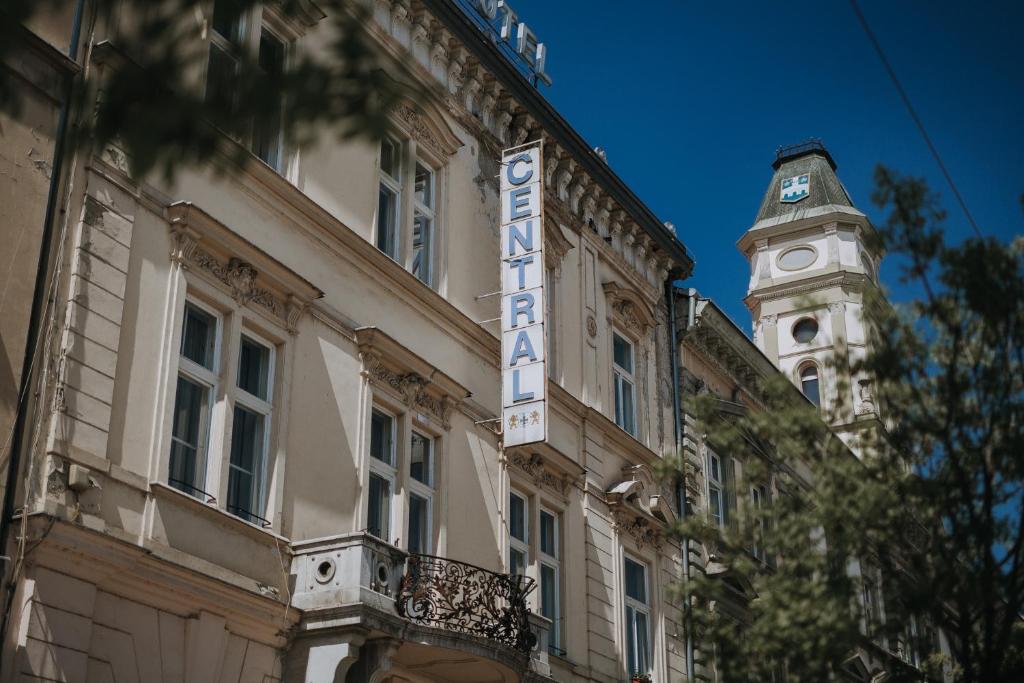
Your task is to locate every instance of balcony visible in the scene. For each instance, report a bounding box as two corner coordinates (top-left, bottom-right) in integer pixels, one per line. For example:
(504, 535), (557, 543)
(396, 553), (537, 653)
(290, 534), (550, 680)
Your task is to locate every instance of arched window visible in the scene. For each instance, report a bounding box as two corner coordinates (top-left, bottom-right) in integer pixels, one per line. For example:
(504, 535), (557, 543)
(799, 363), (821, 407)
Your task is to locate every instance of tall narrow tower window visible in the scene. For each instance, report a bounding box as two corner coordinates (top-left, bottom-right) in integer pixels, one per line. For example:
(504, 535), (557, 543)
(793, 317), (819, 344)
(800, 364), (821, 407)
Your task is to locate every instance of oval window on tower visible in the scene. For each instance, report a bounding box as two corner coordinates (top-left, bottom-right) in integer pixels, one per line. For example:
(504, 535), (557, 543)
(792, 317), (819, 344)
(777, 245), (817, 271)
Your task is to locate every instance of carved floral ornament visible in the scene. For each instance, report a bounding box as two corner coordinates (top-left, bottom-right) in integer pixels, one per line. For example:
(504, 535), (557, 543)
(166, 203), (321, 334)
(361, 352), (459, 430)
(506, 451), (574, 497)
(603, 281), (657, 336)
(606, 466), (676, 552)
(387, 101), (462, 159)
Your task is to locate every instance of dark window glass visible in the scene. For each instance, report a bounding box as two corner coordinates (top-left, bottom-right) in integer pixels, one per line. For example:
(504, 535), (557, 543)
(377, 185), (398, 258)
(410, 432), (431, 485)
(212, 0), (245, 43)
(370, 410), (394, 465)
(380, 138), (399, 178)
(181, 305), (216, 369)
(252, 29), (285, 170)
(793, 318), (819, 344)
(368, 474), (390, 540)
(205, 44), (238, 116)
(237, 336), (270, 399)
(408, 493), (429, 553)
(541, 564), (557, 641)
(540, 511), (556, 557)
(801, 365), (821, 407)
(169, 376), (205, 493)
(613, 333), (633, 373)
(625, 558), (647, 603)
(510, 492), (526, 542)
(227, 406), (264, 518)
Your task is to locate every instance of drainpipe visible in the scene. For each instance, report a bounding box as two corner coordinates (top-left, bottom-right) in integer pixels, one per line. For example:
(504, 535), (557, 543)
(0, 0), (87, 656)
(666, 276), (694, 681)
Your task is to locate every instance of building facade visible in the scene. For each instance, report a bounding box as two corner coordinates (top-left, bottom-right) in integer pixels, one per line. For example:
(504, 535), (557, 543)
(1, 1), (697, 682)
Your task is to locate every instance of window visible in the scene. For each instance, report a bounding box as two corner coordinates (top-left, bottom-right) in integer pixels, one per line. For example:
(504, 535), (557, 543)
(377, 137), (401, 259)
(166, 298), (279, 527)
(412, 163), (435, 285)
(227, 335), (274, 524)
(375, 136), (443, 287)
(707, 450), (725, 528)
(205, 1), (291, 174)
(508, 491), (529, 577)
(613, 332), (636, 436)
(170, 303), (219, 497)
(539, 509), (561, 653)
(799, 363), (821, 407)
(368, 409), (397, 542)
(624, 557), (652, 677)
(408, 431), (434, 554)
(751, 483), (768, 562)
(792, 317), (819, 344)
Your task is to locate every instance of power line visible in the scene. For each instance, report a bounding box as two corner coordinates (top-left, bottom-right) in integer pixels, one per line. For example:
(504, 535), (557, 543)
(849, 0), (984, 239)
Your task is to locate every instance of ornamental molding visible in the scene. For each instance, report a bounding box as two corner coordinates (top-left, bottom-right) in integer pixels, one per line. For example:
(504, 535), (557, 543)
(389, 101), (462, 159)
(506, 451), (572, 497)
(603, 281), (657, 335)
(166, 202), (322, 334)
(610, 507), (664, 552)
(356, 327), (469, 431)
(747, 271), (870, 305)
(606, 464), (678, 552)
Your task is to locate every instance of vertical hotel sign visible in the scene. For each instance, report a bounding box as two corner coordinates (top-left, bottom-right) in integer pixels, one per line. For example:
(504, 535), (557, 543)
(500, 142), (546, 446)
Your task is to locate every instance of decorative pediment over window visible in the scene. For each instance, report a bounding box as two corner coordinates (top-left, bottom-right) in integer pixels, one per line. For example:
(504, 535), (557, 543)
(505, 446), (582, 499)
(356, 327), (470, 430)
(388, 101), (463, 159)
(607, 464), (676, 551)
(166, 202), (323, 333)
(603, 281), (657, 336)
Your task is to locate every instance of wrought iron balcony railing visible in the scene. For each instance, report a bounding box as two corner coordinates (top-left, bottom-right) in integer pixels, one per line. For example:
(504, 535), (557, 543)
(397, 553), (537, 653)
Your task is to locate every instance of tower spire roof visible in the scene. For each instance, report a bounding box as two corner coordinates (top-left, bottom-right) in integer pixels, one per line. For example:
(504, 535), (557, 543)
(753, 139), (856, 224)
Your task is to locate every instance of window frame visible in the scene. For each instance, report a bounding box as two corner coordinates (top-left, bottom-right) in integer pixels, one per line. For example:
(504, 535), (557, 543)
(539, 506), (562, 653)
(508, 489), (530, 578)
(707, 449), (726, 528)
(612, 331), (637, 436)
(376, 136), (403, 261)
(407, 428), (435, 554)
(411, 161), (436, 286)
(623, 555), (653, 678)
(798, 361), (822, 407)
(170, 298), (223, 498)
(225, 328), (276, 524)
(367, 407), (399, 543)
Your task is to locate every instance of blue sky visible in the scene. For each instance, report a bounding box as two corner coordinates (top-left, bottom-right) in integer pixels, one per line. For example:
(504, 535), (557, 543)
(503, 0), (1024, 332)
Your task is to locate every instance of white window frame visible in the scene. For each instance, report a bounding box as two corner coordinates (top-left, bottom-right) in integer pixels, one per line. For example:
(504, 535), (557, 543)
(407, 429), (435, 554)
(368, 407), (398, 543)
(707, 450), (725, 528)
(376, 136), (403, 261)
(411, 161), (436, 286)
(225, 329), (275, 524)
(799, 361), (821, 407)
(613, 331), (637, 436)
(539, 507), (562, 653)
(204, 1), (295, 176)
(170, 298), (223, 498)
(508, 490), (529, 577)
(623, 555), (653, 678)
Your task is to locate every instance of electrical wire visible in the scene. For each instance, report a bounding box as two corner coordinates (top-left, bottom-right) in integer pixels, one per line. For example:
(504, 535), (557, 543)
(849, 0), (984, 239)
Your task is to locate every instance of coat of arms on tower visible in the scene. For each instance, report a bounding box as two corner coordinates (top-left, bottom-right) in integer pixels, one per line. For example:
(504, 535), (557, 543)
(780, 174), (810, 203)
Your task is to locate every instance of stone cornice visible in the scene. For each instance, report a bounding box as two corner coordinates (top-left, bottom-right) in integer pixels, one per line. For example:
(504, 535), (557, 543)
(745, 270), (871, 309)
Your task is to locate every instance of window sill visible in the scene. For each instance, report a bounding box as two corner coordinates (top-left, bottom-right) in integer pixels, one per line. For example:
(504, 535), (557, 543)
(150, 480), (290, 545)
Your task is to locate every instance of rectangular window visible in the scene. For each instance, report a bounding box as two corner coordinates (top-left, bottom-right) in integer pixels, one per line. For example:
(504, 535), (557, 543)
(509, 491), (529, 577)
(227, 334), (273, 525)
(539, 509), (561, 652)
(624, 557), (652, 677)
(206, 0), (243, 116)
(707, 451), (725, 528)
(412, 162), (435, 285)
(251, 27), (286, 172)
(408, 431), (434, 554)
(367, 408), (397, 543)
(376, 138), (401, 260)
(613, 332), (636, 435)
(169, 303), (219, 498)
(751, 483), (768, 561)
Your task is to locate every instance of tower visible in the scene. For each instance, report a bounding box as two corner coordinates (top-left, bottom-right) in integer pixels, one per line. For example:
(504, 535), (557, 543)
(738, 141), (883, 458)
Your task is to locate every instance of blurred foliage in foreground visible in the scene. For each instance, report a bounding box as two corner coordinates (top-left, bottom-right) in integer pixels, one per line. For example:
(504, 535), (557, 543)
(2, 0), (418, 179)
(669, 167), (1024, 682)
